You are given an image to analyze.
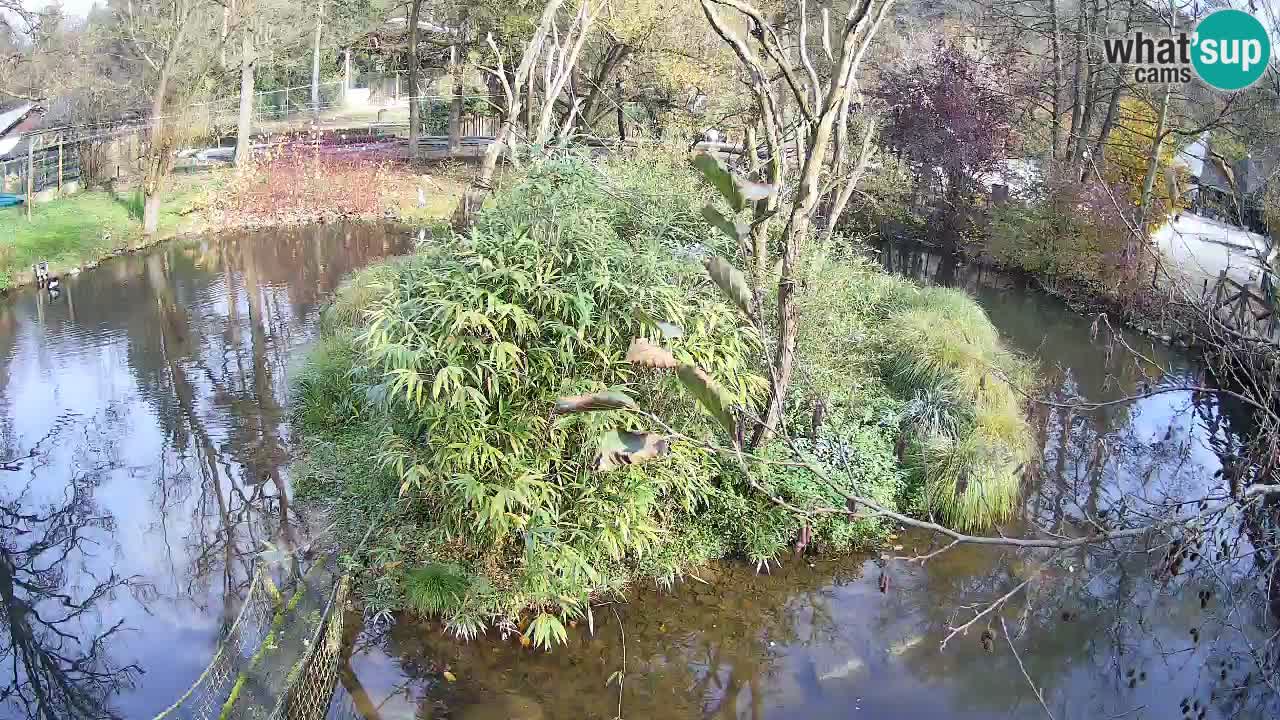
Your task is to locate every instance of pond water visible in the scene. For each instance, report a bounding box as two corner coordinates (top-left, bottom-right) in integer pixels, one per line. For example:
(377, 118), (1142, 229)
(0, 224), (412, 718)
(0, 230), (1273, 720)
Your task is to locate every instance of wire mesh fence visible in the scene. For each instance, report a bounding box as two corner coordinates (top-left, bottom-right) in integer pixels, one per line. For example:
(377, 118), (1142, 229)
(0, 143), (83, 196)
(151, 558), (341, 720)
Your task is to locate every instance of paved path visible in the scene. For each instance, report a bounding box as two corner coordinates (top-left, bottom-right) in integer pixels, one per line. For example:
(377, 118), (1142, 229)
(1153, 212), (1270, 288)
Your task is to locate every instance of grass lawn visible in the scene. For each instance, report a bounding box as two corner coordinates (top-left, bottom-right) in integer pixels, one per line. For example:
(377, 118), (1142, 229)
(0, 181), (211, 290)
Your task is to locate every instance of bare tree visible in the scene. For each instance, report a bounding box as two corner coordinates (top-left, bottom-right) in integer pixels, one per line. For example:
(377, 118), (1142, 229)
(699, 0), (892, 445)
(118, 0), (226, 235)
(454, 0), (599, 226)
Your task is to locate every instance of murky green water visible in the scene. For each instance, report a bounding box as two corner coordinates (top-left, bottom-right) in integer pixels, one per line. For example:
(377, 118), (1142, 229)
(0, 231), (1273, 719)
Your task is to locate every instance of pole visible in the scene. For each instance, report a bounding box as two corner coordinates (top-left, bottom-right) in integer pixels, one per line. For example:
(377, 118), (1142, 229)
(26, 141), (33, 221)
(344, 48), (351, 96)
(58, 142), (63, 192)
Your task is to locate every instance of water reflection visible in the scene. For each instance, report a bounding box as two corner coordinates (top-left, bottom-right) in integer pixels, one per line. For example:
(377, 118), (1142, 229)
(337, 241), (1274, 719)
(0, 415), (142, 719)
(0, 224), (412, 717)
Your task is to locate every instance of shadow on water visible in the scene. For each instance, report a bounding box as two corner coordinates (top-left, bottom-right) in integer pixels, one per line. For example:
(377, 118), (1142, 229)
(0, 223), (412, 718)
(334, 240), (1276, 720)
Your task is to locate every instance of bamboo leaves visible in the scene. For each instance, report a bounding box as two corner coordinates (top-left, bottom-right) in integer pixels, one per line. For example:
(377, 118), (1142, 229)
(526, 612), (569, 651)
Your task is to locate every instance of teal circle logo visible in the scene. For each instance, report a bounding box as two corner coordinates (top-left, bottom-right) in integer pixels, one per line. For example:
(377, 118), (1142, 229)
(1192, 9), (1271, 91)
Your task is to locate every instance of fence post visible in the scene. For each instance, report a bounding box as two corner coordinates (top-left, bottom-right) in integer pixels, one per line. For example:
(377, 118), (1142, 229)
(26, 140), (33, 221)
(58, 142), (63, 192)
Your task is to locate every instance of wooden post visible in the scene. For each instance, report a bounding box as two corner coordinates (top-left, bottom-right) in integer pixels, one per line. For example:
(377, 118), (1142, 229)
(57, 142), (63, 192)
(26, 141), (33, 221)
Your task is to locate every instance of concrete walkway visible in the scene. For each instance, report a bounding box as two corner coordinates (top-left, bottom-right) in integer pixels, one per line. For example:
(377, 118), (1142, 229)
(1153, 212), (1271, 288)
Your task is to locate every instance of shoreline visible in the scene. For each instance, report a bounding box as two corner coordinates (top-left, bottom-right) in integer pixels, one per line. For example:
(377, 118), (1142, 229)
(0, 161), (463, 294)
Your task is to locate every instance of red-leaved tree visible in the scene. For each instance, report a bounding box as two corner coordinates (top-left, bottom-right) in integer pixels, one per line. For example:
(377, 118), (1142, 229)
(874, 41), (1017, 254)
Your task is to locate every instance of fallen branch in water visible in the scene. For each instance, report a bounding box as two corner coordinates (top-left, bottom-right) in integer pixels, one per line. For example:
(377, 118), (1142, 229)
(1002, 616), (1057, 720)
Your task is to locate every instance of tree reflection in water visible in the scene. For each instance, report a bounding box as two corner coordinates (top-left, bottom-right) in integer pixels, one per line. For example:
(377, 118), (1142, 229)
(0, 416), (144, 720)
(0, 224), (413, 716)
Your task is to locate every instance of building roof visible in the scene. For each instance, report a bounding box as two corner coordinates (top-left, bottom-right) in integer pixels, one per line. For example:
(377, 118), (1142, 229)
(0, 103), (34, 135)
(0, 111), (46, 161)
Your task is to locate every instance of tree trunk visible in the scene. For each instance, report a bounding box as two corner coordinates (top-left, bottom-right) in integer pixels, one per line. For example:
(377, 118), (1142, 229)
(578, 44), (631, 129)
(615, 76), (626, 140)
(235, 30), (256, 167)
(143, 191), (163, 234)
(448, 45), (464, 154)
(142, 28), (182, 237)
(1090, 0), (1136, 176)
(311, 0), (324, 118)
(1138, 82), (1172, 225)
(408, 0), (422, 159)
(1048, 0), (1065, 162)
(1064, 4), (1086, 165)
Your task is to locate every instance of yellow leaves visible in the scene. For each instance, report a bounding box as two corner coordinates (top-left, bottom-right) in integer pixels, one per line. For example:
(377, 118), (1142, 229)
(1103, 96), (1189, 224)
(443, 671), (457, 683)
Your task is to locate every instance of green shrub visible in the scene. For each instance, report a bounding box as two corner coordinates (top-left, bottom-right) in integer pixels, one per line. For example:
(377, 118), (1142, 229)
(405, 563), (472, 615)
(292, 153), (1037, 644)
(320, 154), (763, 633)
(291, 332), (362, 431)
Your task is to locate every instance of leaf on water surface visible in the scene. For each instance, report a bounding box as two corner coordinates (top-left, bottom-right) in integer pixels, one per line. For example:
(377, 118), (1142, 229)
(554, 390), (638, 414)
(626, 338), (677, 369)
(592, 430), (670, 472)
(677, 364), (737, 437)
(703, 256), (753, 318)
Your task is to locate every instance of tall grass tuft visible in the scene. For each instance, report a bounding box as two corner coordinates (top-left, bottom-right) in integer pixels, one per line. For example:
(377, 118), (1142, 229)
(319, 260), (403, 334)
(290, 332), (362, 431)
(880, 285), (1035, 530)
(405, 563), (471, 615)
